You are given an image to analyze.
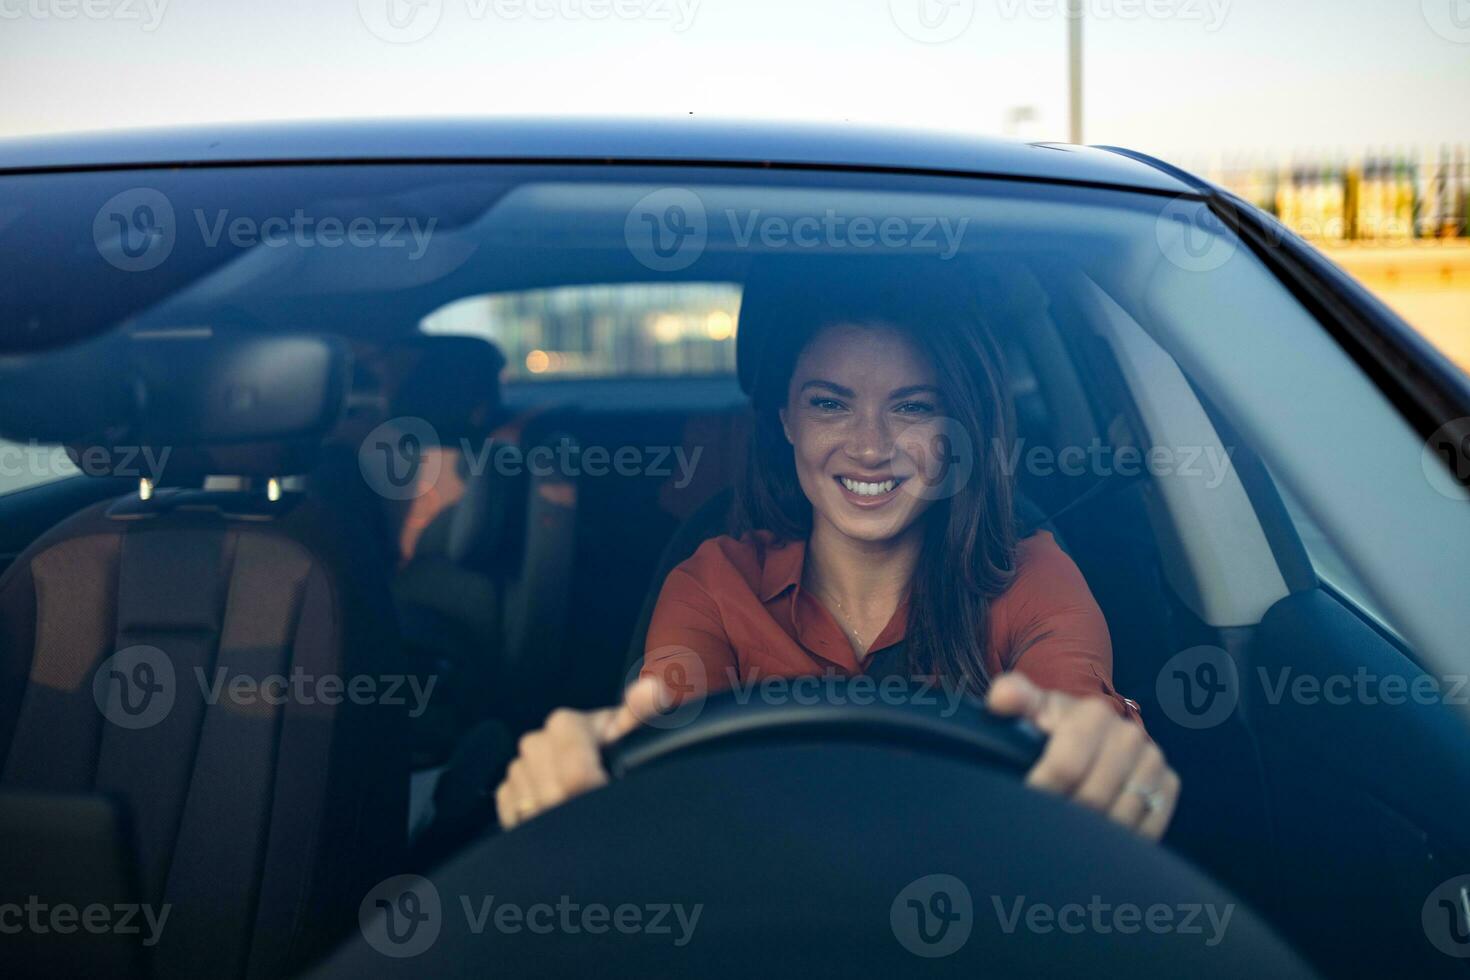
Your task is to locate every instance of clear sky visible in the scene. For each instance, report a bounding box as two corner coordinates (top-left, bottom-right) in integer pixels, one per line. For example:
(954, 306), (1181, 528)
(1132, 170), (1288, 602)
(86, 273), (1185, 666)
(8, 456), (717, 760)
(2, 0), (1467, 160)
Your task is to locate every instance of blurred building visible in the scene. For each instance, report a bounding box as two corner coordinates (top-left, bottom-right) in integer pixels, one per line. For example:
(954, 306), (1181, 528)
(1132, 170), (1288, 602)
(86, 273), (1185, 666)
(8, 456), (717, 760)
(423, 282), (741, 382)
(1193, 145), (1469, 243)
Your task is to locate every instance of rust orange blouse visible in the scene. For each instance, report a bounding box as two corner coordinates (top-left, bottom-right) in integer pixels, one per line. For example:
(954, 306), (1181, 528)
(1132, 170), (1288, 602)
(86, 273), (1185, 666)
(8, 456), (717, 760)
(643, 530), (1142, 722)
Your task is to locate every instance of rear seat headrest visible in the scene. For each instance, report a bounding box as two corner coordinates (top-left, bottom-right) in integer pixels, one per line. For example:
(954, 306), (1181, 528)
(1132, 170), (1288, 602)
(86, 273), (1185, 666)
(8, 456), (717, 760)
(0, 333), (349, 484)
(389, 335), (507, 443)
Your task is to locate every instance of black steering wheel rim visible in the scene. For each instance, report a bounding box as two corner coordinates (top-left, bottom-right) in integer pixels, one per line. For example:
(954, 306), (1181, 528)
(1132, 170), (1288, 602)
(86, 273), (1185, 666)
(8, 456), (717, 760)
(602, 681), (1046, 779)
(318, 683), (1322, 979)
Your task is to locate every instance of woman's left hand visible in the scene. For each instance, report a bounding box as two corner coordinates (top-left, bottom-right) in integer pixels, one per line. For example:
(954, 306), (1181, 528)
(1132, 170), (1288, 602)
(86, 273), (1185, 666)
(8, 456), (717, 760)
(986, 672), (1179, 840)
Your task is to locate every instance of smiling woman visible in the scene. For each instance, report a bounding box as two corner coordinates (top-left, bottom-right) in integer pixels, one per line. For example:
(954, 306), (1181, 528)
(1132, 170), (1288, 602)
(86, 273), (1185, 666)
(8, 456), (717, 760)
(734, 259), (1024, 688)
(497, 257), (1177, 841)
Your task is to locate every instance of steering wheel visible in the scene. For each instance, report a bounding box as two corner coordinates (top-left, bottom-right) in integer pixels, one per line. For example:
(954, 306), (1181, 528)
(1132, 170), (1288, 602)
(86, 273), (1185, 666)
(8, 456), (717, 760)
(603, 681), (1045, 779)
(318, 678), (1319, 980)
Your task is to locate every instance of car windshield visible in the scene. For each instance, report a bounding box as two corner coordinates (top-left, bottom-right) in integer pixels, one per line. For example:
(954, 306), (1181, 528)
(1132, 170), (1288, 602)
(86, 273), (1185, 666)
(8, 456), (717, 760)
(2, 159), (1467, 979)
(0, 162), (1432, 643)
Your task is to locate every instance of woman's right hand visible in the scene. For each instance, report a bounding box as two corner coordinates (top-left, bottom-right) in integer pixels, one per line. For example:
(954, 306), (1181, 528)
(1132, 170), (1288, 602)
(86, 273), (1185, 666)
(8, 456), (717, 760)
(495, 676), (666, 830)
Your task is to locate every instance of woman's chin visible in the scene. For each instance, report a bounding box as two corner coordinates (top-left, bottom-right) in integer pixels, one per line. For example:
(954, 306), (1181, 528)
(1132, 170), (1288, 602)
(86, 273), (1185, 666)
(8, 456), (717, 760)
(820, 499), (925, 545)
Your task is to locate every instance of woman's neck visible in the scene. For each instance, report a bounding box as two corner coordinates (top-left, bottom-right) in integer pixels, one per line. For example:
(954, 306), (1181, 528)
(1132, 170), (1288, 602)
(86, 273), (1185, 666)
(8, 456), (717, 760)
(803, 516), (923, 622)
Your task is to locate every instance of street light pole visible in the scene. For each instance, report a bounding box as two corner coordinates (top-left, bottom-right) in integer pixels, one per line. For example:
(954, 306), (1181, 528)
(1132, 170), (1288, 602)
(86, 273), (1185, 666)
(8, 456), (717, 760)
(1068, 0), (1083, 144)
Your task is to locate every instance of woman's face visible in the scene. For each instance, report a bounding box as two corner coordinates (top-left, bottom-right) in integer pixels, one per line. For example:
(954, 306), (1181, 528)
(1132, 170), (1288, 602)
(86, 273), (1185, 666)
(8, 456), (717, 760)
(779, 323), (949, 546)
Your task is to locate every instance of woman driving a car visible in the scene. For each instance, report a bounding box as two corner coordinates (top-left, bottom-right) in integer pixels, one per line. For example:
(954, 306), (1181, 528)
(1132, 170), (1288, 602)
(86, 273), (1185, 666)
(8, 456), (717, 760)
(496, 259), (1179, 840)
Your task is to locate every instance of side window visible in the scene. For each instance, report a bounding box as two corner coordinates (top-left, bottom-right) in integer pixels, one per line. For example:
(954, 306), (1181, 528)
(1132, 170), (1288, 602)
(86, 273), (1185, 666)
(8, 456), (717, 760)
(0, 439), (81, 496)
(422, 282), (742, 381)
(1273, 477), (1405, 644)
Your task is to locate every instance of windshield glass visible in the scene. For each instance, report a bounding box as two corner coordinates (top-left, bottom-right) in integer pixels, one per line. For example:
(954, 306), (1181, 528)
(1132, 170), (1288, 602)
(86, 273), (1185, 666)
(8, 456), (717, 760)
(0, 162), (1433, 651)
(6, 160), (1470, 979)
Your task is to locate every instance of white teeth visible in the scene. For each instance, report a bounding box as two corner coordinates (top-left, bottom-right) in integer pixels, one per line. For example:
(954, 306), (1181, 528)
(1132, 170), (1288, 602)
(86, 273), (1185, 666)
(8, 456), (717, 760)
(840, 477), (897, 496)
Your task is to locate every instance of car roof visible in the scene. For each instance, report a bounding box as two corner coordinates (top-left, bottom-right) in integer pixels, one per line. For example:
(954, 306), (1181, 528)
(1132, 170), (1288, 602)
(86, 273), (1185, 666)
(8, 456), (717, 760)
(0, 117), (1194, 193)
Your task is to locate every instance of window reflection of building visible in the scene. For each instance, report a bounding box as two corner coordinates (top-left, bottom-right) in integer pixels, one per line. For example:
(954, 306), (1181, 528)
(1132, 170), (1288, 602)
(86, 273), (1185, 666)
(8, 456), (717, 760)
(422, 282), (742, 381)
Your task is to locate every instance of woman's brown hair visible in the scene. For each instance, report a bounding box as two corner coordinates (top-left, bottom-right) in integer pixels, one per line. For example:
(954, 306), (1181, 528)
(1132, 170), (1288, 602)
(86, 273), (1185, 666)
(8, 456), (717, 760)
(736, 256), (1019, 694)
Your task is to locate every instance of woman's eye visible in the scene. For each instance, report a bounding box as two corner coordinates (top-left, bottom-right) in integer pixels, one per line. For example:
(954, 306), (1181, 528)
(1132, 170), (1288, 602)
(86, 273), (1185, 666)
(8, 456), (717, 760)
(809, 397), (845, 411)
(893, 401), (935, 415)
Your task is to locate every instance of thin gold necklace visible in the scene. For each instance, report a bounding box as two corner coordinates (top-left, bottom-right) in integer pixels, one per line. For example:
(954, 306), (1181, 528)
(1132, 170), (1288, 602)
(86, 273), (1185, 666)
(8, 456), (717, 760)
(817, 589), (873, 649)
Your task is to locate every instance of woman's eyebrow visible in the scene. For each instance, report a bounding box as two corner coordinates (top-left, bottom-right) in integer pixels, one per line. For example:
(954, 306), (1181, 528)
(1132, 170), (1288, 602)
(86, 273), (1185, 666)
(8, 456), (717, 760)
(888, 384), (941, 399)
(799, 379), (855, 397)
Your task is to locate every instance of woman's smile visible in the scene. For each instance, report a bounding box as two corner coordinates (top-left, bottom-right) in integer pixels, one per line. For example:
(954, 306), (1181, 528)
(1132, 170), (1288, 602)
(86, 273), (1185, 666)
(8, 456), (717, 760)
(834, 474), (905, 505)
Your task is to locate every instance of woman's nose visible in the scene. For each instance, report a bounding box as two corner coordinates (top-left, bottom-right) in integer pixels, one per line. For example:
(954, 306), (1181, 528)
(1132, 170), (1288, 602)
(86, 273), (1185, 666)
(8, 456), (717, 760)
(843, 414), (894, 465)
